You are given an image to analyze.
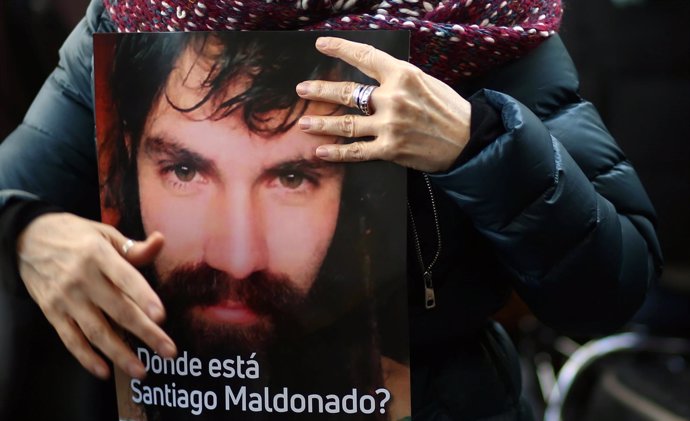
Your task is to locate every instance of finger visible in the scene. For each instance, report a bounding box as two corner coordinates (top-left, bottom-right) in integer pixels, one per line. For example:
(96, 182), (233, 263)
(125, 232), (165, 267)
(315, 37), (400, 82)
(71, 302), (148, 379)
(315, 140), (381, 163)
(94, 226), (166, 323)
(299, 114), (376, 138)
(102, 225), (164, 267)
(48, 314), (111, 379)
(99, 251), (166, 324)
(89, 279), (177, 360)
(296, 80), (361, 108)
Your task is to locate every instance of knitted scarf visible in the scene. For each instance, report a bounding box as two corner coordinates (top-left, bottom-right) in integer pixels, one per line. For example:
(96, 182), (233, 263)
(104, 0), (562, 85)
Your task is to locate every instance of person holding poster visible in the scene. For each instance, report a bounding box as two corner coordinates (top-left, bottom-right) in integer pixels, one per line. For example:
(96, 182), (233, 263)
(0, 0), (662, 420)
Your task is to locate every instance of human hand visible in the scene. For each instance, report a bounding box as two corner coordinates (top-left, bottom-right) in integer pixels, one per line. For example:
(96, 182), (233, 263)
(296, 36), (472, 173)
(17, 213), (177, 380)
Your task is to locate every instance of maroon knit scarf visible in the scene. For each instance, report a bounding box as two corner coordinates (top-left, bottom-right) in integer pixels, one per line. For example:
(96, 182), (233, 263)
(104, 0), (562, 85)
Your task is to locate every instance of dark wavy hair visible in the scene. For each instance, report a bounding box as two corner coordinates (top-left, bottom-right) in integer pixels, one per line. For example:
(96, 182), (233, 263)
(101, 32), (355, 234)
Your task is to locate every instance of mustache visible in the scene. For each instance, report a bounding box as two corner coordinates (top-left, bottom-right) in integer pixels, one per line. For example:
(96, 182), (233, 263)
(156, 263), (306, 317)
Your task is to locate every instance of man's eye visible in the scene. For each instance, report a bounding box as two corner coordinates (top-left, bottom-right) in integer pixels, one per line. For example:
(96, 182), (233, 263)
(279, 173), (305, 189)
(174, 165), (196, 182)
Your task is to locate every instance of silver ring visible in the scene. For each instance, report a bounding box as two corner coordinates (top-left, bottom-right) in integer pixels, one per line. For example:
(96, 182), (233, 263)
(351, 84), (364, 108)
(352, 84), (377, 116)
(122, 239), (135, 255)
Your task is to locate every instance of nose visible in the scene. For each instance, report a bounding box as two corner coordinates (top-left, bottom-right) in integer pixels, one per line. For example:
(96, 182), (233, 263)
(203, 186), (267, 280)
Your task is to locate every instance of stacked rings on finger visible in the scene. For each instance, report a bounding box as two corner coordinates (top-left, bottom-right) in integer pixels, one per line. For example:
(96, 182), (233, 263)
(352, 84), (377, 116)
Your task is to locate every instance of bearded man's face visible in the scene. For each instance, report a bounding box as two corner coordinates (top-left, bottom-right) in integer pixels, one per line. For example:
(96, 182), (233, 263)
(135, 44), (344, 354)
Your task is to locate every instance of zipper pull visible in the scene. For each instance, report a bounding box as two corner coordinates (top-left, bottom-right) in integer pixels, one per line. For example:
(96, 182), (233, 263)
(424, 271), (436, 309)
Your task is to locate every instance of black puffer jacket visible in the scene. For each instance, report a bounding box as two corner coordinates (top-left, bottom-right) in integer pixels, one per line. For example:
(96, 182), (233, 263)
(0, 1), (662, 420)
(404, 34), (662, 418)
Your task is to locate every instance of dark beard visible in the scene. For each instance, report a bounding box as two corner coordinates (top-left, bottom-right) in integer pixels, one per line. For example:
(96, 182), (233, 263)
(136, 258), (382, 421)
(155, 263), (308, 357)
(142, 264), (310, 421)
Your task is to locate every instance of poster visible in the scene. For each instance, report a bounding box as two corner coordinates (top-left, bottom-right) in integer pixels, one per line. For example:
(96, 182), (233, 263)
(94, 31), (410, 421)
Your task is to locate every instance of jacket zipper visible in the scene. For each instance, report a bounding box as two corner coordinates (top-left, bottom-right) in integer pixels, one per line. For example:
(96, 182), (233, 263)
(408, 173), (442, 309)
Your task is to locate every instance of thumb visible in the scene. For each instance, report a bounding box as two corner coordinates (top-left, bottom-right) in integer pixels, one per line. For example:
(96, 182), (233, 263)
(120, 232), (165, 267)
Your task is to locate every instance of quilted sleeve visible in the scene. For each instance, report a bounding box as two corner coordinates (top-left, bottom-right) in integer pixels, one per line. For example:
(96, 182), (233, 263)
(0, 0), (112, 291)
(0, 0), (113, 217)
(430, 89), (662, 335)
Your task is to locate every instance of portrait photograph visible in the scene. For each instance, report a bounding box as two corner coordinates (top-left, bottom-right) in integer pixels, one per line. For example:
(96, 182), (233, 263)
(94, 30), (410, 421)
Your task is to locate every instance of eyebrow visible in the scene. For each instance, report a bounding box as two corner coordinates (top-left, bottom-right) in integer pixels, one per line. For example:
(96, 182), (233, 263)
(142, 135), (218, 177)
(142, 134), (342, 182)
(267, 157), (339, 173)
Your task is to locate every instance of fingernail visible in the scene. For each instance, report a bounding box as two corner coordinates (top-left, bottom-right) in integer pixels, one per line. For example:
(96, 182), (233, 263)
(299, 117), (311, 130)
(94, 364), (108, 379)
(316, 37), (328, 48)
(128, 361), (146, 379)
(316, 146), (330, 158)
(296, 82), (310, 96)
(147, 304), (165, 322)
(159, 341), (177, 359)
